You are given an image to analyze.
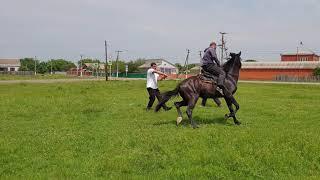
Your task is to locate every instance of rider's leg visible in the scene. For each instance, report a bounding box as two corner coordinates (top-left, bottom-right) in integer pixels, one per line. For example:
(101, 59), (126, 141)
(216, 68), (233, 98)
(203, 64), (233, 98)
(202, 64), (220, 77)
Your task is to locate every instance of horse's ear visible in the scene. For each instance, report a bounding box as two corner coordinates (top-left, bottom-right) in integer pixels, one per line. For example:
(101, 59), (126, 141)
(238, 51), (241, 56)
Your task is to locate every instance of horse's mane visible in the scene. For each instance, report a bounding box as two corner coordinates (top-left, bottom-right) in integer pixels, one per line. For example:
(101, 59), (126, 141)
(223, 56), (235, 73)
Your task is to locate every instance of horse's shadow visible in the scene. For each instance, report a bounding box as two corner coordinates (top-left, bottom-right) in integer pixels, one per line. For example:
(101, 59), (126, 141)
(153, 116), (234, 126)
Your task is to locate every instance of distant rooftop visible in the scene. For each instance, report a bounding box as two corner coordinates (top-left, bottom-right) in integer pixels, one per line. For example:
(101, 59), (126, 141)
(84, 63), (105, 69)
(0, 58), (20, 67)
(139, 59), (176, 68)
(281, 49), (318, 56)
(242, 61), (320, 69)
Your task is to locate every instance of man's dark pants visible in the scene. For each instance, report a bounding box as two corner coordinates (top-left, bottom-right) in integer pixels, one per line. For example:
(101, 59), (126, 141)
(146, 88), (169, 110)
(202, 64), (232, 97)
(202, 64), (226, 86)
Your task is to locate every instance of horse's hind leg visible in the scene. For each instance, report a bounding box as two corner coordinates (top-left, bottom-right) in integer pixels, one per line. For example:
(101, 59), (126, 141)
(186, 95), (199, 129)
(213, 97), (222, 107)
(224, 97), (241, 125)
(174, 100), (187, 126)
(201, 97), (207, 106)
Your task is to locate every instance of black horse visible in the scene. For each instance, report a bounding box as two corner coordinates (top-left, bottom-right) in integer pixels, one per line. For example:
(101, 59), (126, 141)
(155, 52), (242, 128)
(201, 97), (221, 107)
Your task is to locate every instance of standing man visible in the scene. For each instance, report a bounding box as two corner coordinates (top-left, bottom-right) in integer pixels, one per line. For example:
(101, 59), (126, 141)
(146, 62), (172, 111)
(201, 42), (232, 98)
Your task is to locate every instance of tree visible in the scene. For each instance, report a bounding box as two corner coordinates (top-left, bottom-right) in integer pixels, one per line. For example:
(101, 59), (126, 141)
(244, 59), (258, 62)
(20, 58), (75, 73)
(187, 64), (196, 70)
(314, 67), (320, 76)
(37, 62), (48, 74)
(49, 59), (76, 72)
(127, 58), (145, 73)
(116, 60), (126, 73)
(175, 63), (183, 73)
(20, 58), (38, 71)
(175, 63), (197, 74)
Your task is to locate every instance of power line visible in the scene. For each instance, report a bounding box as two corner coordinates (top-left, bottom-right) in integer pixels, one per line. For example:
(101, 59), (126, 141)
(104, 40), (108, 81)
(115, 50), (123, 78)
(50, 59), (53, 75)
(219, 32), (227, 64)
(34, 56), (37, 76)
(80, 55), (83, 77)
(183, 49), (190, 78)
(199, 51), (202, 74)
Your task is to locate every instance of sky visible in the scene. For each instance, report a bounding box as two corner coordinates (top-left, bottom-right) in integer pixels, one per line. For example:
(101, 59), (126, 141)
(1, 0), (320, 63)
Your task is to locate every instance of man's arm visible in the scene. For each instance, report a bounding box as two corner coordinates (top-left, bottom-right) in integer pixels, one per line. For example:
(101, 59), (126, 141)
(209, 48), (220, 66)
(153, 70), (168, 80)
(153, 70), (168, 77)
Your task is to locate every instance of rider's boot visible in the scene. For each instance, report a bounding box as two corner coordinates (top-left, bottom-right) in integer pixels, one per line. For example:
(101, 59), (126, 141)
(217, 74), (233, 98)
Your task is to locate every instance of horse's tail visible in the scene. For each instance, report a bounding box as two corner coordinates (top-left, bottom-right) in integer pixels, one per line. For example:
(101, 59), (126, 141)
(155, 85), (180, 112)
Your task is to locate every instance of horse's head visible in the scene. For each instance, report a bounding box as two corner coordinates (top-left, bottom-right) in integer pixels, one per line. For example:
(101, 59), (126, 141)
(224, 51), (242, 72)
(229, 51), (242, 69)
(223, 51), (242, 81)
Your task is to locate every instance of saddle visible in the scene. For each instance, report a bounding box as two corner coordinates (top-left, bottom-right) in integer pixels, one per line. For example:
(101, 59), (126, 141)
(199, 69), (218, 84)
(199, 69), (224, 95)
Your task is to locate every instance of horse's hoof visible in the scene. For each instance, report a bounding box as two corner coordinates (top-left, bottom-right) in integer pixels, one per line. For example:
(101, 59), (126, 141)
(176, 117), (183, 125)
(235, 121), (241, 125)
(192, 125), (199, 129)
(224, 114), (229, 120)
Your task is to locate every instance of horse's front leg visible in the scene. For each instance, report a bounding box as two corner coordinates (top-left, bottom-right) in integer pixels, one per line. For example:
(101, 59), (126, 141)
(174, 100), (187, 126)
(230, 97), (239, 113)
(186, 94), (199, 129)
(224, 97), (241, 125)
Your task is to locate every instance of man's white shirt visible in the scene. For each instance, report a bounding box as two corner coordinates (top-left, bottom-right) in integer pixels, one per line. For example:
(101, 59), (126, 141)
(146, 68), (159, 89)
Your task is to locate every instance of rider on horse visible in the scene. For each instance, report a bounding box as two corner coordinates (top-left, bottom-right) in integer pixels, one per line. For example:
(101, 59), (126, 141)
(201, 42), (232, 98)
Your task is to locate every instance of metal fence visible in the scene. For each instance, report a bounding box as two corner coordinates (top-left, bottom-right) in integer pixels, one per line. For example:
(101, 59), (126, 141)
(90, 72), (146, 78)
(275, 75), (320, 82)
(0, 71), (34, 75)
(111, 73), (146, 78)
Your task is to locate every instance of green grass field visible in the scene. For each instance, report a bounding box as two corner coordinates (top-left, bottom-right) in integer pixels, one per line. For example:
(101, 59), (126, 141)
(0, 74), (80, 80)
(1, 80), (320, 179)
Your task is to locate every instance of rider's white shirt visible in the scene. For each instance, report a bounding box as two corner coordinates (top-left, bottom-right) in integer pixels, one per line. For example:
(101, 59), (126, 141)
(146, 68), (159, 89)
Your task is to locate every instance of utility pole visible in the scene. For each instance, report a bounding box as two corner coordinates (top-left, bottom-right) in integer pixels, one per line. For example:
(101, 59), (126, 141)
(34, 56), (37, 76)
(296, 46), (299, 61)
(97, 61), (100, 78)
(199, 51), (202, 74)
(115, 50), (123, 78)
(105, 40), (108, 81)
(297, 41), (303, 61)
(76, 59), (79, 76)
(50, 59), (53, 75)
(80, 55), (83, 77)
(184, 49), (190, 78)
(219, 32), (227, 64)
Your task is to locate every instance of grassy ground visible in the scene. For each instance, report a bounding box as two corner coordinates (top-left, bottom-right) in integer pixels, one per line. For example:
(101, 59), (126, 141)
(1, 80), (320, 179)
(0, 74), (81, 80)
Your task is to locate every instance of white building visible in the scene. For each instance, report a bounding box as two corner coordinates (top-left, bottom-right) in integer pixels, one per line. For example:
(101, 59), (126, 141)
(0, 59), (20, 71)
(139, 59), (178, 74)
